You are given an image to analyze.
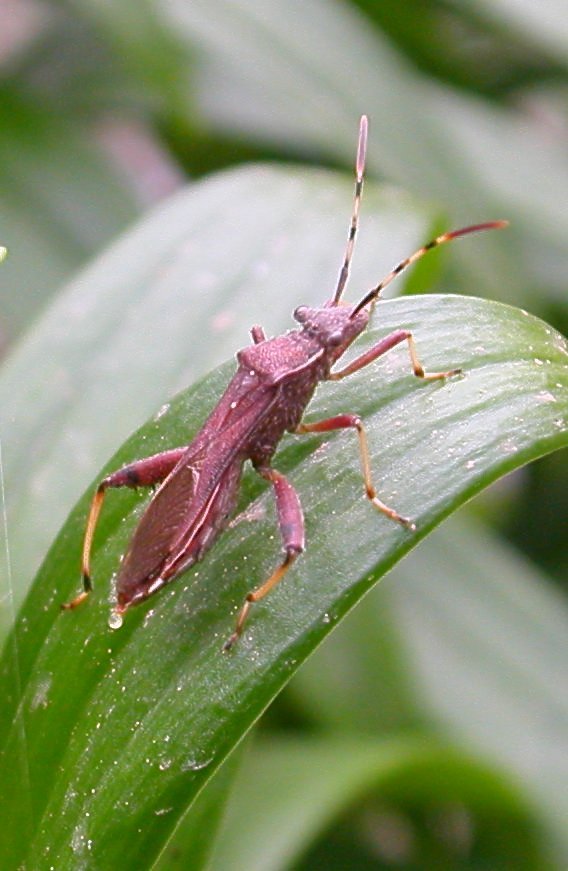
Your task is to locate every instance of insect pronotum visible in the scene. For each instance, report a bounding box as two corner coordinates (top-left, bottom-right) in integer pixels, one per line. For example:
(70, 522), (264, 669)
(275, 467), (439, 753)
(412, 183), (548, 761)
(63, 116), (507, 649)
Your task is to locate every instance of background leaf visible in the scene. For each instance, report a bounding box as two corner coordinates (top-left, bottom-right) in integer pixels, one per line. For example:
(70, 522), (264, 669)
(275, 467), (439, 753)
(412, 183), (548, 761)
(469, 0), (568, 63)
(207, 736), (551, 871)
(0, 90), (140, 342)
(68, 0), (568, 304)
(287, 516), (568, 854)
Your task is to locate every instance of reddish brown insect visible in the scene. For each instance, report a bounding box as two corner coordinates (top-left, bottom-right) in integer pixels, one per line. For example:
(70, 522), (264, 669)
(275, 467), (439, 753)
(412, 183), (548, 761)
(63, 116), (507, 648)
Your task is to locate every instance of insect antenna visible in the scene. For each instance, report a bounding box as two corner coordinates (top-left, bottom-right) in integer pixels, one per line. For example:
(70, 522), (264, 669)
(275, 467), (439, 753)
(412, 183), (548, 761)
(332, 115), (368, 305)
(350, 220), (509, 317)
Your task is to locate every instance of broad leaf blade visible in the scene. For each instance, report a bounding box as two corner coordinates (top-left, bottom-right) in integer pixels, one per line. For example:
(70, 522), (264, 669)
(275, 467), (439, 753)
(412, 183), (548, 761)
(472, 0), (568, 63)
(153, 744), (245, 871)
(0, 91), (139, 340)
(0, 294), (566, 869)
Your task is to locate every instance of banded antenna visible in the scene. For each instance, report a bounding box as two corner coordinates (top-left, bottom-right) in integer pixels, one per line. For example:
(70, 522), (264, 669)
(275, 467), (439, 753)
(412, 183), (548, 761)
(351, 220), (509, 318)
(332, 115), (368, 305)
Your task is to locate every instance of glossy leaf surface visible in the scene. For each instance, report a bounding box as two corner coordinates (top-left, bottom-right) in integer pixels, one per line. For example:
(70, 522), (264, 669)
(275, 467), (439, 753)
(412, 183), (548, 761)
(0, 289), (566, 869)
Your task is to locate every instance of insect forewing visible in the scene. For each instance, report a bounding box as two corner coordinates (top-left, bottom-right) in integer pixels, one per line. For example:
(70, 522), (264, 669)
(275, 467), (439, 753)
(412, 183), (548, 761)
(116, 374), (280, 601)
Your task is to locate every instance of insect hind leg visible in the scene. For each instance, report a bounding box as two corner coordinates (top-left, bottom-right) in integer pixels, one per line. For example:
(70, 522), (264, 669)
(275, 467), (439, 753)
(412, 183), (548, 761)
(62, 446), (187, 611)
(223, 466), (304, 650)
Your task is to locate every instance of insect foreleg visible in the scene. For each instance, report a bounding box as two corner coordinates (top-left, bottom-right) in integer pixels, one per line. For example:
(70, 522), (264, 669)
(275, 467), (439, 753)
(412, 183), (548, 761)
(297, 415), (415, 530)
(223, 466), (304, 651)
(62, 447), (187, 610)
(329, 329), (462, 382)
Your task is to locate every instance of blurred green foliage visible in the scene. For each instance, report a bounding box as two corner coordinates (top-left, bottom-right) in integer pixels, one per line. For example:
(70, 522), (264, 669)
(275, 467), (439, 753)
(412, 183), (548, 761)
(0, 1), (567, 868)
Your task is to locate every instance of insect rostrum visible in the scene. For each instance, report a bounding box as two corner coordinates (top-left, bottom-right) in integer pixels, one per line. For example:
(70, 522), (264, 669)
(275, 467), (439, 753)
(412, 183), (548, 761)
(63, 116), (507, 649)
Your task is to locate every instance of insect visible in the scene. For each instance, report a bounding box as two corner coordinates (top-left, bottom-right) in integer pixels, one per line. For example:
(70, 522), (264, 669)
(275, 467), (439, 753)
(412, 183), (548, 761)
(63, 116), (506, 649)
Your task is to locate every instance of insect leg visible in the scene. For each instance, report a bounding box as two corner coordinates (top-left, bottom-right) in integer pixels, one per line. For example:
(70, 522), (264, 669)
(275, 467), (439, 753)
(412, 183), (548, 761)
(223, 466), (304, 650)
(297, 415), (415, 530)
(329, 329), (461, 382)
(62, 447), (187, 610)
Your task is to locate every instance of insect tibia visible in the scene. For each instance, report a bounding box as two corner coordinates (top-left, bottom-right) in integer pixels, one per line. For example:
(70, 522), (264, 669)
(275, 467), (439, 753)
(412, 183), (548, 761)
(60, 589), (90, 611)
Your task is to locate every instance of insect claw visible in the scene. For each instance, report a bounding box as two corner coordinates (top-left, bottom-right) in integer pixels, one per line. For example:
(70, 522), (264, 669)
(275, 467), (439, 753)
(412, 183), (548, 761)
(222, 632), (239, 653)
(392, 511), (416, 531)
(437, 367), (463, 380)
(369, 494), (416, 531)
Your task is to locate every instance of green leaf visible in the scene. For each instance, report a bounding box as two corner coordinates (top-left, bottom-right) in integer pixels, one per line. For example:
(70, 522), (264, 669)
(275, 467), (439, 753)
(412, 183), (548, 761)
(140, 0), (567, 303)
(153, 743), (246, 871)
(65, 0), (194, 123)
(0, 285), (566, 867)
(0, 89), (139, 340)
(208, 736), (550, 871)
(287, 516), (568, 856)
(391, 516), (568, 853)
(470, 0), (568, 64)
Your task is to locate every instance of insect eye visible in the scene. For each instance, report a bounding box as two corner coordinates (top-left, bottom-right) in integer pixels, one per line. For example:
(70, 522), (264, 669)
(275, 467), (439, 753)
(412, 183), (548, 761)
(328, 330), (343, 347)
(294, 306), (308, 322)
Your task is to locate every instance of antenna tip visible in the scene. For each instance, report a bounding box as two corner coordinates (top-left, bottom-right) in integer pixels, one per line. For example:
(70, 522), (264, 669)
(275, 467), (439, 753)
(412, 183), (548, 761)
(356, 115), (368, 180)
(477, 219), (509, 232)
(446, 219), (510, 242)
